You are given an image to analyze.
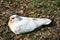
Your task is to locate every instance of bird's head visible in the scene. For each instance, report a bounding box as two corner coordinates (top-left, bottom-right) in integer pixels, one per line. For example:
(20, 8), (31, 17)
(8, 15), (23, 27)
(9, 15), (20, 22)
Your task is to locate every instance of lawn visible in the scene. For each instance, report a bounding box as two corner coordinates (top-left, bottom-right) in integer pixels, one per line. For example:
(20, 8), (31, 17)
(0, 0), (60, 40)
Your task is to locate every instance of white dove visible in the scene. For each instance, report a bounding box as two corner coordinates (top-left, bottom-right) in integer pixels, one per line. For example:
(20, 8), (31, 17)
(8, 15), (51, 34)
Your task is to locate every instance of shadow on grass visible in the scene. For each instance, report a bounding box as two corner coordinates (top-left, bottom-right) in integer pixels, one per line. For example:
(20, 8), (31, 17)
(42, 20), (57, 28)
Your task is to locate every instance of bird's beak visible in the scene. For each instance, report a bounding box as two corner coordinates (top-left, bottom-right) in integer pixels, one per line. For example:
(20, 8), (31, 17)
(9, 19), (12, 22)
(8, 18), (12, 27)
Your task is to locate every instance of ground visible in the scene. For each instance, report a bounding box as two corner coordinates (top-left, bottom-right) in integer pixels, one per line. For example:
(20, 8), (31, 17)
(0, 0), (60, 40)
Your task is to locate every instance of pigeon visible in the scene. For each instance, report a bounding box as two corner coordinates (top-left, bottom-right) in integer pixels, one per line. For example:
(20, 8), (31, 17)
(8, 15), (51, 34)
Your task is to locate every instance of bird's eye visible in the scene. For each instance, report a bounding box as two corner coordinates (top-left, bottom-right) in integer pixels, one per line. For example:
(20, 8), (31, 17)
(12, 17), (15, 19)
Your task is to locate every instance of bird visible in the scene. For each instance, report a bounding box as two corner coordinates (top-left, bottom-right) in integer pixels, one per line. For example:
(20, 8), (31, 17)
(8, 15), (51, 34)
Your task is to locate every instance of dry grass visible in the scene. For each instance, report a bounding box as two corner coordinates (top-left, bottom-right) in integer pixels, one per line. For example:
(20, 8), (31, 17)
(0, 0), (60, 40)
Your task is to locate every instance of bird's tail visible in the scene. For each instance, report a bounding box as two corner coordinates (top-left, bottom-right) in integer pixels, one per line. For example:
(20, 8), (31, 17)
(34, 18), (52, 26)
(43, 18), (51, 25)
